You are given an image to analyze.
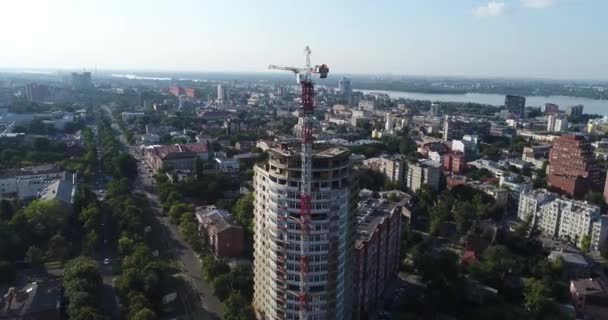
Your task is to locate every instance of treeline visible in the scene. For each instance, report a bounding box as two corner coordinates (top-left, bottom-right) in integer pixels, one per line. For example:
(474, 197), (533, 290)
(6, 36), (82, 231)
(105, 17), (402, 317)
(0, 199), (76, 284)
(398, 185), (572, 319)
(0, 137), (72, 169)
(201, 257), (255, 319)
(97, 118), (137, 179)
(106, 178), (171, 320)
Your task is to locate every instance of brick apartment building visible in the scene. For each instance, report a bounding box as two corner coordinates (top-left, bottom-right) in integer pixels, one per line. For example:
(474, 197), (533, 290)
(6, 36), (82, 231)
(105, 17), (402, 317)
(144, 142), (210, 173)
(194, 206), (245, 258)
(352, 198), (402, 320)
(443, 151), (467, 174)
(169, 85), (185, 96)
(548, 135), (604, 198)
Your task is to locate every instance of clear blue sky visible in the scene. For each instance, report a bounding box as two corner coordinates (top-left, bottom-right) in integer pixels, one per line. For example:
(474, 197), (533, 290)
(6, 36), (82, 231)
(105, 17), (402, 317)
(1, 0), (606, 79)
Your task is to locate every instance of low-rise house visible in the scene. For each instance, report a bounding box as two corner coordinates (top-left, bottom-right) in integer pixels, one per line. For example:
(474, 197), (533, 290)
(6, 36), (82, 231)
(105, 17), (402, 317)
(570, 278), (608, 320)
(0, 280), (62, 320)
(214, 157), (240, 173)
(39, 178), (77, 213)
(548, 250), (591, 280)
(195, 206), (245, 258)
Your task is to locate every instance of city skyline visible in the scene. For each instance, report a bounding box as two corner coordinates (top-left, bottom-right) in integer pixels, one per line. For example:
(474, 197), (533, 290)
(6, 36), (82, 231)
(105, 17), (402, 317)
(1, 0), (607, 80)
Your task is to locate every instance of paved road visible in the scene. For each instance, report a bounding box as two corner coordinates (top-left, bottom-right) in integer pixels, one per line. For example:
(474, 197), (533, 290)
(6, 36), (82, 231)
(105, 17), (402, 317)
(102, 105), (224, 319)
(89, 124), (121, 320)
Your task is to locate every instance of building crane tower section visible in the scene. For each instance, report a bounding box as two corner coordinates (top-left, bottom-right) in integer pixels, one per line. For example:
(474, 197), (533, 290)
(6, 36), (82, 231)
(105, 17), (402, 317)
(269, 46), (329, 319)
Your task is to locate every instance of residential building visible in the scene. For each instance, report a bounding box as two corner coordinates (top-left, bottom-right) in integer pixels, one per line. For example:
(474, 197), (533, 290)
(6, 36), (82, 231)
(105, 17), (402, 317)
(252, 144), (355, 320)
(467, 182), (509, 207)
(352, 198), (402, 320)
(121, 112), (145, 122)
(548, 135), (603, 198)
(144, 143), (210, 173)
(338, 77), (352, 104)
(505, 95), (526, 118)
(570, 278), (608, 320)
(406, 160), (441, 192)
(24, 83), (50, 102)
(0, 165), (73, 200)
(217, 84), (226, 101)
(451, 139), (478, 161)
(548, 250), (590, 280)
(500, 174), (533, 202)
(443, 152), (467, 174)
(169, 85), (185, 96)
(140, 133), (160, 146)
(39, 178), (77, 213)
(71, 72), (93, 90)
(430, 102), (441, 117)
(522, 145), (551, 169)
(185, 87), (201, 98)
(518, 189), (608, 252)
(362, 155), (405, 184)
(214, 157), (240, 173)
(547, 114), (568, 132)
(544, 103), (560, 114)
(443, 116), (491, 141)
(0, 280), (62, 320)
(195, 206), (244, 258)
(593, 139), (608, 159)
(567, 105), (584, 118)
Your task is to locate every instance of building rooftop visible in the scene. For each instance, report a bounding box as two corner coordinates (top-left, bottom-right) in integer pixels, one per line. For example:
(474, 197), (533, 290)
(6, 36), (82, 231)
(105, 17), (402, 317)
(571, 278), (608, 297)
(268, 143), (350, 159)
(0, 280), (61, 318)
(355, 198), (399, 245)
(195, 205), (241, 233)
(548, 250), (589, 267)
(39, 179), (76, 205)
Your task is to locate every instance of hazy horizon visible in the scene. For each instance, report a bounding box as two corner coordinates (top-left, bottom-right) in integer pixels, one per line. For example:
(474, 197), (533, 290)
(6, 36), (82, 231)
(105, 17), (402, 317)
(2, 0), (607, 81)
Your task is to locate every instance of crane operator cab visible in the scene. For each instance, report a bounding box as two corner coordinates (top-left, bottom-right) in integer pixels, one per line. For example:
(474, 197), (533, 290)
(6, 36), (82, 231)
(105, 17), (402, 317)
(315, 64), (329, 78)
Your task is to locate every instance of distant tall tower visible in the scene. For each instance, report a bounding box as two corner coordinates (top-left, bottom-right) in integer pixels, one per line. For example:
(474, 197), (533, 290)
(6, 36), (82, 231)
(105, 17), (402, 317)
(217, 84), (225, 101)
(385, 113), (395, 132)
(338, 77), (352, 104)
(505, 95), (526, 119)
(430, 102), (441, 117)
(71, 72), (93, 90)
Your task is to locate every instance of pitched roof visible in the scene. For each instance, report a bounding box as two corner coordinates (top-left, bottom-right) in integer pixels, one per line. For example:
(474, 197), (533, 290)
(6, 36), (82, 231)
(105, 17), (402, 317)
(153, 143), (209, 160)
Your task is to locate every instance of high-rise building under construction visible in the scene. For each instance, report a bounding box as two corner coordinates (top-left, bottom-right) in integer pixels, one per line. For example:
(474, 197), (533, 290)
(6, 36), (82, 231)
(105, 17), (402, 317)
(252, 143), (356, 319)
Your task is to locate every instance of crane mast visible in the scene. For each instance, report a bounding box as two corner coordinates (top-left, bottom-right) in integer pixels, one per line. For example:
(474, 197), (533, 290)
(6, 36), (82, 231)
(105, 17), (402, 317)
(269, 46), (329, 319)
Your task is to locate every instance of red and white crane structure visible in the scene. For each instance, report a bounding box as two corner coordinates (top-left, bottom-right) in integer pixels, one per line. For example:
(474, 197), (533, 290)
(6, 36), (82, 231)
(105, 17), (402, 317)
(269, 46), (329, 319)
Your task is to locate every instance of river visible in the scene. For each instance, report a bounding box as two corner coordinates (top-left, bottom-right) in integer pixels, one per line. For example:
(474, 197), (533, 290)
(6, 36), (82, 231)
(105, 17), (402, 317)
(357, 89), (608, 116)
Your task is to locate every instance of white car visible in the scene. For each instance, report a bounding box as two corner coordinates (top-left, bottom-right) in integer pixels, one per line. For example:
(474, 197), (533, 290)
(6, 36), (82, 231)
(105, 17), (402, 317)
(104, 258), (110, 265)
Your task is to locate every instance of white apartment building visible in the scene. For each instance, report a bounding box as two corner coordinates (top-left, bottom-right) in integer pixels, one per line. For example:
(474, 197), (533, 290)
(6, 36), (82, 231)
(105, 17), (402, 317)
(362, 156), (404, 184)
(518, 189), (607, 252)
(406, 160), (441, 192)
(252, 145), (354, 320)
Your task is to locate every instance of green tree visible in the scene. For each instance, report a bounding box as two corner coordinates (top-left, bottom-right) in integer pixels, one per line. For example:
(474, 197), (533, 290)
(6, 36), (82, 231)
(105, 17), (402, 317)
(46, 233), (69, 261)
(233, 193), (254, 234)
(213, 273), (233, 301)
(118, 236), (136, 256)
(68, 306), (105, 320)
(523, 278), (554, 318)
(169, 203), (191, 225)
(224, 294), (255, 320)
(584, 192), (605, 207)
(201, 256), (230, 281)
(580, 235), (591, 253)
(471, 245), (518, 287)
(129, 308), (157, 320)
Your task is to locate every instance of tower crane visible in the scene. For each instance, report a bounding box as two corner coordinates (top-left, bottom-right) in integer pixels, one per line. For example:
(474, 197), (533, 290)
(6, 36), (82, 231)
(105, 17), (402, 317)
(269, 46), (329, 319)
